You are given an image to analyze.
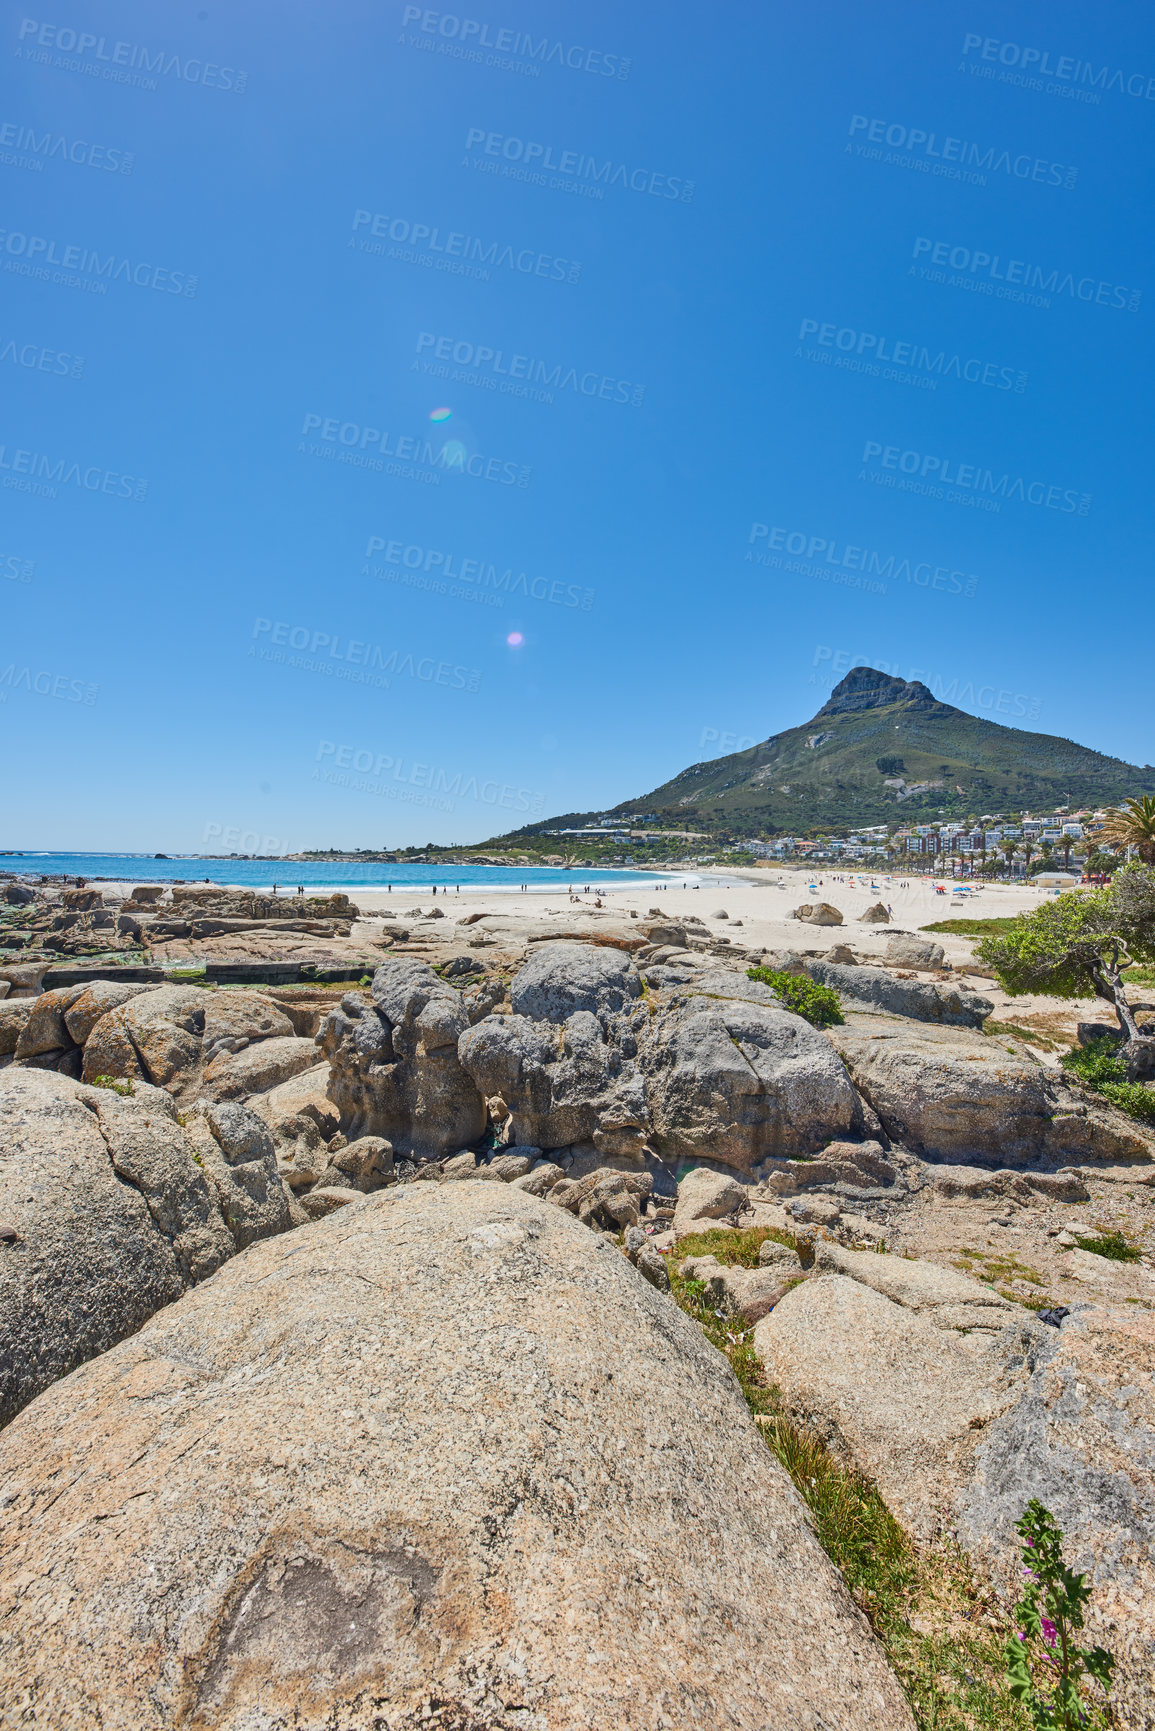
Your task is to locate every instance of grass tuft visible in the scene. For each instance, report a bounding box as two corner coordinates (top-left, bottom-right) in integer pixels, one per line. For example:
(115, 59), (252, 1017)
(668, 1227), (1029, 1729)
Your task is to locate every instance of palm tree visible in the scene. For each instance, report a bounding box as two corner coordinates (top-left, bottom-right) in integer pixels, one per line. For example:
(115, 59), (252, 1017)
(1099, 795), (1155, 865)
(1000, 838), (1019, 879)
(1059, 831), (1074, 871)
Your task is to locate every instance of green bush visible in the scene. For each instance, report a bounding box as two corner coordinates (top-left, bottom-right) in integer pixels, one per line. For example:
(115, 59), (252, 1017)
(1074, 1230), (1141, 1263)
(1060, 1039), (1155, 1125)
(747, 967), (844, 1028)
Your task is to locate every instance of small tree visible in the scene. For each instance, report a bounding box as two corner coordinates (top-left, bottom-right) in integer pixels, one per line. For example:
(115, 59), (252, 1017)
(978, 865), (1155, 1041)
(1005, 1500), (1114, 1729)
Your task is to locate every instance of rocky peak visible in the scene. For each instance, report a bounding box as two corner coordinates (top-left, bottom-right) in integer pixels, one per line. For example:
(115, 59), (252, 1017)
(815, 666), (942, 719)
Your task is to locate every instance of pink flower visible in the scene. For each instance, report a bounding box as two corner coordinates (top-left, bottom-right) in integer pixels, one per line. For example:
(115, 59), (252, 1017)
(1041, 1618), (1059, 1650)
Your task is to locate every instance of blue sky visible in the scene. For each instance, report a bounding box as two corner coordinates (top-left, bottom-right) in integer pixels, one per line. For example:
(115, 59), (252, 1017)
(2, 0), (1152, 851)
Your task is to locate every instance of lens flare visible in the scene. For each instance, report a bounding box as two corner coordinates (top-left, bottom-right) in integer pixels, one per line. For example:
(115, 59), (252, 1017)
(507, 632), (524, 647)
(429, 406), (452, 422)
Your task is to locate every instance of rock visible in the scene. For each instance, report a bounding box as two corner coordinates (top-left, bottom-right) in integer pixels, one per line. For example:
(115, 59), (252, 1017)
(482, 1151), (534, 1183)
(710, 908), (729, 920)
(859, 902), (891, 923)
(644, 997), (863, 1172)
(636, 1241), (672, 1290)
(202, 1035), (321, 1100)
(672, 1167), (748, 1237)
(4, 884), (34, 905)
(680, 1254), (796, 1322)
(756, 1280), (1155, 1729)
(253, 1062), (342, 1140)
(794, 902), (844, 926)
(0, 1183), (913, 1731)
(0, 1000), (32, 1055)
(12, 984), (86, 1063)
(61, 980), (153, 1046)
(928, 1166), (1089, 1204)
(441, 953), (485, 979)
(81, 985), (208, 1090)
(759, 1140), (898, 1198)
(831, 1019), (1155, 1166)
(639, 920), (687, 948)
(812, 1240), (1017, 1332)
(787, 1195), (841, 1227)
(807, 960), (991, 1028)
(760, 1239), (803, 1270)
(510, 940), (642, 1022)
(0, 1067), (244, 1427)
(441, 1151), (481, 1181)
(510, 1160), (563, 1196)
(1077, 1022), (1122, 1049)
(1123, 1037), (1155, 1081)
(460, 1007), (647, 1157)
(322, 1135), (395, 1193)
(271, 1114), (332, 1192)
(200, 992), (296, 1065)
(183, 1102), (295, 1251)
(885, 935), (946, 970)
(0, 961), (49, 998)
(318, 961), (485, 1158)
(825, 944), (857, 964)
(299, 1185), (363, 1217)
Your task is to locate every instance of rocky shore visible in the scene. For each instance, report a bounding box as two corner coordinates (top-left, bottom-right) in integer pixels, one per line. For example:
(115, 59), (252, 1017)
(1, 899), (1153, 1727)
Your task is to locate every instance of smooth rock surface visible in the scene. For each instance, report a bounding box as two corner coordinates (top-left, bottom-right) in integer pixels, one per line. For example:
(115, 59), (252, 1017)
(0, 1182), (914, 1731)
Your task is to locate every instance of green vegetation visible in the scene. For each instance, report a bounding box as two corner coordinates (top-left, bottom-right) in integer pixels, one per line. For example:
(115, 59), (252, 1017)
(667, 1227), (1029, 1729)
(923, 917), (1022, 938)
(747, 966), (844, 1028)
(1061, 1038), (1155, 1126)
(89, 1074), (135, 1097)
(1005, 1500), (1114, 1729)
(954, 1246), (1051, 1308)
(979, 867), (1155, 1040)
(1073, 1230), (1142, 1263)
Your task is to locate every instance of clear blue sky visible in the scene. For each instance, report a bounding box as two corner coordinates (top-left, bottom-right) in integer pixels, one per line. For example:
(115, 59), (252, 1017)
(3, 0), (1152, 851)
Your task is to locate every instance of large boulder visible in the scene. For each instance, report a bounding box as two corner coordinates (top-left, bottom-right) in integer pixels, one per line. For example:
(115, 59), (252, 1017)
(81, 984), (208, 1090)
(859, 902), (890, 923)
(459, 1008), (649, 1157)
(510, 940), (642, 1021)
(318, 960), (485, 1157)
(62, 980), (153, 1046)
(643, 996), (862, 1171)
(805, 961), (991, 1028)
(756, 1276), (1155, 1731)
(830, 1017), (1155, 1167)
(183, 1101), (296, 1249)
(884, 935), (945, 970)
(0, 1182), (915, 1731)
(793, 902), (843, 926)
(0, 1067), (253, 1429)
(12, 984), (88, 1072)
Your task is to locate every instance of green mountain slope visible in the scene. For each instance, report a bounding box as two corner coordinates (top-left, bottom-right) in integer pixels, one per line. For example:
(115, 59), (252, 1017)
(503, 668), (1153, 841)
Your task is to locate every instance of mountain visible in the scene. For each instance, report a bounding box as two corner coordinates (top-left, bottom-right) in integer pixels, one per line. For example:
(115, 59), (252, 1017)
(513, 668), (1154, 840)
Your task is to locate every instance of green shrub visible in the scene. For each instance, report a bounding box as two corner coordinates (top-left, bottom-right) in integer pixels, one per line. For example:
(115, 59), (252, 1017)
(1061, 1038), (1155, 1125)
(90, 1074), (135, 1097)
(1074, 1230), (1141, 1263)
(746, 967), (844, 1028)
(1005, 1499), (1113, 1728)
